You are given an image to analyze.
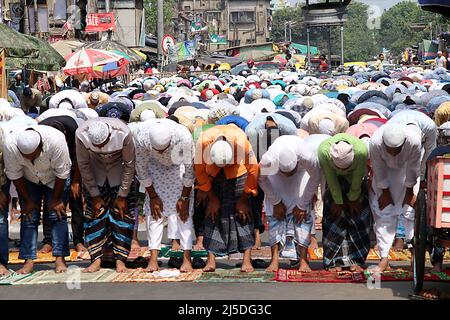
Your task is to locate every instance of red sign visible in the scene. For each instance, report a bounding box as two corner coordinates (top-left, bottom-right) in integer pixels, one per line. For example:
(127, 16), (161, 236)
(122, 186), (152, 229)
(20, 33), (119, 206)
(85, 13), (115, 32)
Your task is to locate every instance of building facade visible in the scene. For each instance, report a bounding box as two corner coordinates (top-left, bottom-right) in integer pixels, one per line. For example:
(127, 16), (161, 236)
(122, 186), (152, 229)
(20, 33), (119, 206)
(174, 0), (272, 49)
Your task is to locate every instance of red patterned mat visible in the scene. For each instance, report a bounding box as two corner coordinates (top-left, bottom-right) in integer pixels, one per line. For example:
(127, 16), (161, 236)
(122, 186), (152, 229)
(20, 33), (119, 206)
(275, 268), (450, 283)
(275, 269), (366, 283)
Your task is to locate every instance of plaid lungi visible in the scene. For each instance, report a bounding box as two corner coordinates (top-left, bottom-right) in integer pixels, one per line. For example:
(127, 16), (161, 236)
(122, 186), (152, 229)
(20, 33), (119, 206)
(83, 180), (136, 263)
(203, 171), (255, 255)
(322, 178), (371, 269)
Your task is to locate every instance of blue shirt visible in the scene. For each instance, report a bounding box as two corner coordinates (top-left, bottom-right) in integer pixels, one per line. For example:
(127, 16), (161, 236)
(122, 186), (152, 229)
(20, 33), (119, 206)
(216, 115), (249, 131)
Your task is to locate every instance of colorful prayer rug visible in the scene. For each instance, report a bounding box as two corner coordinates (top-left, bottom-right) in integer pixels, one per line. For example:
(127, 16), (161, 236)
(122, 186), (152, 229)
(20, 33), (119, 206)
(228, 246), (274, 260)
(194, 269), (276, 283)
(8, 268), (117, 285)
(110, 268), (202, 283)
(275, 268), (450, 283)
(275, 269), (366, 283)
(8, 249), (91, 264)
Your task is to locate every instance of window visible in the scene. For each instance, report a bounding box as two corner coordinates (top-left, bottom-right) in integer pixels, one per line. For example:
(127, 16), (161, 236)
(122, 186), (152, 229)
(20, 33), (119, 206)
(230, 11), (255, 24)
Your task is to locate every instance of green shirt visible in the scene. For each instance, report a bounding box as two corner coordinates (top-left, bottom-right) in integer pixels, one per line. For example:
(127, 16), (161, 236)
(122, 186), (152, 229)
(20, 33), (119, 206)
(318, 133), (368, 205)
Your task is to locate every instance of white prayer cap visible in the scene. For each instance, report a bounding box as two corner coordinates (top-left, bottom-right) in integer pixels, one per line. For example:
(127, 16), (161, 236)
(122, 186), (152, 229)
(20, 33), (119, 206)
(59, 101), (73, 109)
(140, 109), (156, 121)
(205, 90), (214, 100)
(210, 140), (233, 167)
(251, 89), (263, 101)
(318, 118), (335, 135)
(17, 129), (41, 155)
(147, 125), (172, 150)
(278, 148), (297, 173)
(330, 141), (354, 169)
(382, 124), (406, 148)
(87, 121), (111, 145)
(438, 50), (443, 54)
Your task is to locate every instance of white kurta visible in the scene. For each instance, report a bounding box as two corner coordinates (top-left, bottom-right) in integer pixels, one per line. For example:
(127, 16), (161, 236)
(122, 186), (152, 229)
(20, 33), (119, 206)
(259, 135), (324, 247)
(368, 125), (422, 258)
(133, 119), (195, 250)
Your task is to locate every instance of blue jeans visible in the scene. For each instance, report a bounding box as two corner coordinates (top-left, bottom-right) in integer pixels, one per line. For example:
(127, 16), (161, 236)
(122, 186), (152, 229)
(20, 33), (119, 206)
(18, 180), (70, 260)
(0, 210), (8, 266)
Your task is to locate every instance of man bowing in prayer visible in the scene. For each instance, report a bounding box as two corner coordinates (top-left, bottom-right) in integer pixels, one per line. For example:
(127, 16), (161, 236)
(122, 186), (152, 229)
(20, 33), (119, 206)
(259, 135), (322, 272)
(318, 133), (371, 272)
(369, 124), (422, 272)
(133, 118), (195, 273)
(195, 124), (259, 273)
(4, 126), (72, 274)
(76, 117), (136, 273)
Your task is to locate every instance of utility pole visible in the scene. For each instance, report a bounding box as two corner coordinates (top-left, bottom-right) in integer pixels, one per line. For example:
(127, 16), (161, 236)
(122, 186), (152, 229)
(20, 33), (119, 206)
(33, 0), (39, 36)
(157, 0), (164, 70)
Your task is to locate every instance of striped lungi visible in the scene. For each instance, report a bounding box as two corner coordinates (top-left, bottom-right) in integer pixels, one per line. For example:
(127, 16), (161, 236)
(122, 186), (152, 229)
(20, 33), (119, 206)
(83, 180), (136, 263)
(322, 178), (371, 269)
(203, 171), (255, 255)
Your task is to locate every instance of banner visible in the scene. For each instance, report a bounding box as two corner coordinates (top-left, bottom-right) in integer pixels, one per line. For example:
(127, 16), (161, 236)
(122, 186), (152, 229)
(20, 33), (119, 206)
(0, 49), (6, 99)
(210, 34), (227, 45)
(168, 41), (196, 63)
(85, 13), (115, 32)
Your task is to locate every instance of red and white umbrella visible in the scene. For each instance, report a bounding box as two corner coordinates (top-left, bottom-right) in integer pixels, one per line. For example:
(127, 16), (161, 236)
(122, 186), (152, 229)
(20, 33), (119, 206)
(63, 48), (128, 76)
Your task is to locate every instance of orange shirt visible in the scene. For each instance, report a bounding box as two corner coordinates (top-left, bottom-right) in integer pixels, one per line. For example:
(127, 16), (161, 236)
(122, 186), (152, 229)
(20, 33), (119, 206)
(194, 124), (259, 196)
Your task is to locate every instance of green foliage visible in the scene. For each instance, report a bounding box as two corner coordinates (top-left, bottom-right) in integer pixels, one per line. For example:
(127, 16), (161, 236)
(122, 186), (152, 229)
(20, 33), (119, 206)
(144, 0), (176, 35)
(376, 1), (438, 56)
(270, 0), (448, 62)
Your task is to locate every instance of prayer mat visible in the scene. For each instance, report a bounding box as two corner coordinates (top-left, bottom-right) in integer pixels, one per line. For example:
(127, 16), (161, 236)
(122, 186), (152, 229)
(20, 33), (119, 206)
(228, 246), (274, 260)
(0, 271), (34, 285)
(194, 269), (276, 283)
(126, 246), (170, 261)
(10, 268), (117, 285)
(8, 249), (91, 264)
(275, 269), (366, 283)
(364, 268), (450, 282)
(165, 249), (208, 258)
(110, 268), (202, 283)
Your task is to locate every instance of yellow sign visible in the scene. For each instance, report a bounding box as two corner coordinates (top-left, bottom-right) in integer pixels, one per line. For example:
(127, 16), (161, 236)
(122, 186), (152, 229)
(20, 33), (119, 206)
(0, 49), (6, 99)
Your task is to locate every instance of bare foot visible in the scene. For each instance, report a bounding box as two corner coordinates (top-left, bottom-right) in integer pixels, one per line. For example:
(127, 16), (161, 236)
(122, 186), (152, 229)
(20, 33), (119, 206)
(0, 264), (10, 276)
(203, 253), (216, 272)
(369, 258), (391, 273)
(131, 240), (140, 249)
(75, 243), (88, 253)
(240, 260), (254, 273)
(115, 260), (130, 273)
(252, 230), (261, 250)
(55, 257), (67, 273)
(180, 260), (193, 273)
(265, 259), (279, 272)
(17, 259), (34, 274)
(350, 264), (364, 272)
(83, 259), (102, 273)
(298, 259), (312, 272)
(431, 262), (443, 273)
(144, 260), (160, 272)
(193, 236), (205, 251)
(421, 288), (440, 300)
(393, 238), (404, 251)
(39, 244), (52, 254)
(328, 266), (342, 272)
(309, 235), (319, 249)
(171, 239), (181, 251)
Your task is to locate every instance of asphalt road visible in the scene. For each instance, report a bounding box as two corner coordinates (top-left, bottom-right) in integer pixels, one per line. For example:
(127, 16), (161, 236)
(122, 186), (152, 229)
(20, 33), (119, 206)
(2, 222), (449, 300)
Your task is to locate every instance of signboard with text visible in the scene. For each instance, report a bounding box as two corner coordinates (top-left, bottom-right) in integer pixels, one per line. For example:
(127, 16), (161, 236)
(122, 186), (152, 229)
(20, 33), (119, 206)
(85, 13), (115, 32)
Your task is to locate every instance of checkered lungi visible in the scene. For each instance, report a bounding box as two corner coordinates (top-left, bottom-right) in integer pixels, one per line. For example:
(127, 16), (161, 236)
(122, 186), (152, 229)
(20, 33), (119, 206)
(322, 178), (371, 269)
(83, 180), (136, 263)
(203, 171), (255, 255)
